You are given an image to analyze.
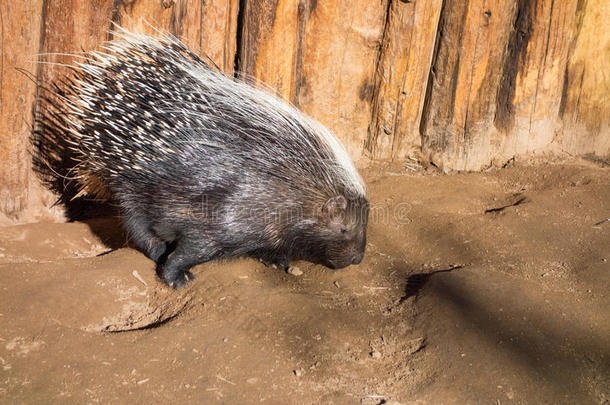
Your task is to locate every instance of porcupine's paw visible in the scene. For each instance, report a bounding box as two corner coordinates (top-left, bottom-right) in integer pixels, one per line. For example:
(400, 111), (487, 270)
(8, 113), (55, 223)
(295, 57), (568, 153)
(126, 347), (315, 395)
(259, 255), (290, 271)
(161, 268), (195, 290)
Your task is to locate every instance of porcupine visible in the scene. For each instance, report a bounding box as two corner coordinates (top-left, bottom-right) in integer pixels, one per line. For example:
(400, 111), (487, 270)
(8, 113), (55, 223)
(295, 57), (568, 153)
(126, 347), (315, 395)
(51, 28), (369, 289)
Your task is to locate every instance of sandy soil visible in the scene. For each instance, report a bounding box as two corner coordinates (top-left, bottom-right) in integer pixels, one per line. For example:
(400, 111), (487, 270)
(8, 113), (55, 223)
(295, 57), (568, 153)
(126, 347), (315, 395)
(0, 158), (608, 404)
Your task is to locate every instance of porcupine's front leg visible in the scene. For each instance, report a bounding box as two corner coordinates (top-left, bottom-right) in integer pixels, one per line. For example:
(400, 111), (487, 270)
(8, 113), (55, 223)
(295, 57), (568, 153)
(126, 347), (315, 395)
(158, 240), (220, 289)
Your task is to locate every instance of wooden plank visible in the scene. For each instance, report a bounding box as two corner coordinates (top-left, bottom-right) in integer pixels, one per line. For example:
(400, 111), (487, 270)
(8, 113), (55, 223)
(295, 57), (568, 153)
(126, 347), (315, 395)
(38, 0), (114, 86)
(199, 0), (240, 74)
(559, 0), (610, 156)
(495, 0), (580, 159)
(0, 1), (44, 223)
(366, 0), (442, 160)
(296, 0), (389, 160)
(238, 0), (301, 100)
(420, 0), (521, 171)
(114, 0), (239, 74)
(421, 0), (608, 170)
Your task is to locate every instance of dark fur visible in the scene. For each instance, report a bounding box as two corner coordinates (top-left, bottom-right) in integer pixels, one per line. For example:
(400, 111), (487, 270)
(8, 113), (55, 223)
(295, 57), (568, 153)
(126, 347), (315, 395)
(39, 31), (369, 288)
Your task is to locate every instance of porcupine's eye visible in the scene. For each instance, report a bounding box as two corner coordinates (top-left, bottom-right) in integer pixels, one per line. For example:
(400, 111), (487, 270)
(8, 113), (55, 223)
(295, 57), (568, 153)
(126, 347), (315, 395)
(340, 228), (347, 234)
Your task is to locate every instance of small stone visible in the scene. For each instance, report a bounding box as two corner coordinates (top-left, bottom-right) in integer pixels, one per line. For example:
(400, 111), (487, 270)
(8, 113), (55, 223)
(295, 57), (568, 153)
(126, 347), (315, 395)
(370, 350), (382, 359)
(287, 266), (303, 276)
(293, 369), (303, 377)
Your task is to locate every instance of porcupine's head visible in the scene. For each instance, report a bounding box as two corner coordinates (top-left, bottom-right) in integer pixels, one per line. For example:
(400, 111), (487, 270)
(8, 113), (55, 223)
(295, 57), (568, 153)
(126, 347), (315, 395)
(307, 194), (369, 269)
(257, 116), (370, 270)
(260, 187), (369, 270)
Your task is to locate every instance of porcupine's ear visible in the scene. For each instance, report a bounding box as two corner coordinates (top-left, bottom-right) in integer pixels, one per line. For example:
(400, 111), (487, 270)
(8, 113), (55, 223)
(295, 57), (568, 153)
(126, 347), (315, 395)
(319, 195), (347, 226)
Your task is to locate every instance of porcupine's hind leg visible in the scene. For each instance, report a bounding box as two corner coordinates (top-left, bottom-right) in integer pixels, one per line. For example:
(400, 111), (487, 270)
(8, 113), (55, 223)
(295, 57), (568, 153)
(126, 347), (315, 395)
(122, 211), (168, 262)
(158, 238), (220, 289)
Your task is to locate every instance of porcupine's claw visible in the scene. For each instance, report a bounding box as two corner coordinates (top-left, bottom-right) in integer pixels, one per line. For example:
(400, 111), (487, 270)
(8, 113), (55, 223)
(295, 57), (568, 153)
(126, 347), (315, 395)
(167, 270), (195, 290)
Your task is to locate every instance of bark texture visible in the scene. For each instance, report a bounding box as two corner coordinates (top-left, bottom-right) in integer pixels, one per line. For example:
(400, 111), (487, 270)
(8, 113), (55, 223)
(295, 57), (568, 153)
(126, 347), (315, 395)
(366, 0), (443, 160)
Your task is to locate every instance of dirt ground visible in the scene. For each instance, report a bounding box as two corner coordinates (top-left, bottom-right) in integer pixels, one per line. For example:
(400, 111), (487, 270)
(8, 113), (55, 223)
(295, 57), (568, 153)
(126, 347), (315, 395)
(0, 157), (608, 404)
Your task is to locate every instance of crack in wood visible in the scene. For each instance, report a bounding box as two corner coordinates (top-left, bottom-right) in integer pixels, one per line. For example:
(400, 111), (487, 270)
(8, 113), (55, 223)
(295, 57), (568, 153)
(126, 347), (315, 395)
(364, 0), (393, 157)
(233, 0), (247, 76)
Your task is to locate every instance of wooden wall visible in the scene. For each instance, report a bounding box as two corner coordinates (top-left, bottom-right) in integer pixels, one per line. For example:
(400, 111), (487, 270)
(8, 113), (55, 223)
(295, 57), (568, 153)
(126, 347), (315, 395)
(1, 0), (608, 223)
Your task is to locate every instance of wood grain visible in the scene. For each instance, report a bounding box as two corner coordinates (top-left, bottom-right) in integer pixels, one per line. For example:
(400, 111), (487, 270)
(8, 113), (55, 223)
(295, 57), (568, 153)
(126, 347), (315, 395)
(238, 0), (300, 100)
(38, 0), (114, 88)
(420, 0), (519, 170)
(366, 0), (442, 160)
(114, 0), (239, 74)
(0, 1), (45, 223)
(495, 0), (579, 160)
(296, 0), (389, 159)
(559, 0), (610, 155)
